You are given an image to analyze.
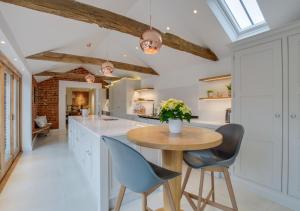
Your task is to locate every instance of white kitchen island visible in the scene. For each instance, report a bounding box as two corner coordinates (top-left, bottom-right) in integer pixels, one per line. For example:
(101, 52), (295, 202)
(68, 115), (161, 211)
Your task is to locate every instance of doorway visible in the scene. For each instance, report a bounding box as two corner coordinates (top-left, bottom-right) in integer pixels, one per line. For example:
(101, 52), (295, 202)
(66, 87), (96, 125)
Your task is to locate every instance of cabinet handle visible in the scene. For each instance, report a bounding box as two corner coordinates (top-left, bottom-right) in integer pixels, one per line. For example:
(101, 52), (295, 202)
(290, 114), (297, 119)
(275, 113), (281, 118)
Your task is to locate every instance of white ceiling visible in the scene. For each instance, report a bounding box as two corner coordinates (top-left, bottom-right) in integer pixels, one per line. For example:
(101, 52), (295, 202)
(0, 0), (300, 81)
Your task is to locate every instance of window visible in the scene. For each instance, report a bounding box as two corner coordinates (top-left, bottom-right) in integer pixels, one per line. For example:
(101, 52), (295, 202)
(208, 0), (269, 41)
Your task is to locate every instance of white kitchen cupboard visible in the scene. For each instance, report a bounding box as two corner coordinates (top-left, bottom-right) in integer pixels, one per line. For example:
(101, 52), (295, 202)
(68, 117), (161, 210)
(288, 34), (300, 199)
(233, 40), (283, 191)
(231, 21), (300, 210)
(109, 79), (140, 118)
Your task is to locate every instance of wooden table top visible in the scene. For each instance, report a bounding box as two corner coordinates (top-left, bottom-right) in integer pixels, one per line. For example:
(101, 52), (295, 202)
(127, 125), (222, 151)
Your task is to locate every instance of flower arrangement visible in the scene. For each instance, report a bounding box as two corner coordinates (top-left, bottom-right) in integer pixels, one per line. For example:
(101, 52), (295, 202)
(159, 98), (192, 123)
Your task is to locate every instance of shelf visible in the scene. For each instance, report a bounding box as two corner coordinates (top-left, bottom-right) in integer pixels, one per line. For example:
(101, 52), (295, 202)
(199, 74), (231, 82)
(134, 99), (155, 102)
(199, 97), (232, 100)
(135, 88), (154, 92)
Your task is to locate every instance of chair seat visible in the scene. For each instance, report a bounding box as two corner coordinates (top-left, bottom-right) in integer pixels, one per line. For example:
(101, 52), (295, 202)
(149, 162), (181, 181)
(183, 150), (233, 169)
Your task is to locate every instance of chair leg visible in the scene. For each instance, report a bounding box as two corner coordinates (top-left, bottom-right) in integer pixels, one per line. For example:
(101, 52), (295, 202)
(115, 185), (126, 211)
(164, 182), (176, 211)
(181, 166), (192, 198)
(196, 169), (205, 211)
(211, 171), (215, 202)
(142, 193), (147, 211)
(223, 168), (238, 211)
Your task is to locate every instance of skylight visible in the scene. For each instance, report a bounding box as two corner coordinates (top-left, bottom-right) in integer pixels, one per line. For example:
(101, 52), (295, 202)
(207, 0), (269, 41)
(223, 0), (266, 31)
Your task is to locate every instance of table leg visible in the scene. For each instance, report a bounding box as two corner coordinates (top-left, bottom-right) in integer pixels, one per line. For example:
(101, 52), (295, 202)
(157, 150), (183, 211)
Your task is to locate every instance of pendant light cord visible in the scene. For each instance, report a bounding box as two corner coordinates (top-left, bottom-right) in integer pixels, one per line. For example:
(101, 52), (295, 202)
(149, 0), (152, 29)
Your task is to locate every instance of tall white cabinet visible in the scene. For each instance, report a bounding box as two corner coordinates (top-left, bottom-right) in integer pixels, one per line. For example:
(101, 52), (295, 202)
(109, 79), (140, 118)
(233, 40), (283, 191)
(232, 22), (300, 210)
(288, 34), (300, 199)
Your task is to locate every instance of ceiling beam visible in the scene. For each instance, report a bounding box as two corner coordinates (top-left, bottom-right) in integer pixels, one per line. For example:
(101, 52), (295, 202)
(27, 51), (159, 75)
(2, 0), (218, 61)
(34, 71), (110, 87)
(34, 71), (121, 81)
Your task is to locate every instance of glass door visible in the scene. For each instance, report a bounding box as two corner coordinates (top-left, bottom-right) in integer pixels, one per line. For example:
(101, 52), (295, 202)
(0, 64), (21, 181)
(4, 71), (12, 164)
(12, 77), (20, 157)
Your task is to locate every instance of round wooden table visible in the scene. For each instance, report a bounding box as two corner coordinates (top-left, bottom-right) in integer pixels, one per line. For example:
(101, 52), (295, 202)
(127, 125), (222, 211)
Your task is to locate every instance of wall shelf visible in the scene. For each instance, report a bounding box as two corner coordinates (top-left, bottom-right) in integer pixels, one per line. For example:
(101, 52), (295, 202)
(199, 97), (232, 100)
(199, 74), (231, 82)
(135, 88), (154, 92)
(134, 99), (155, 102)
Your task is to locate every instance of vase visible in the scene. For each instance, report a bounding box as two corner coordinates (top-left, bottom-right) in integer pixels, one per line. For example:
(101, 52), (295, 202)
(168, 119), (183, 133)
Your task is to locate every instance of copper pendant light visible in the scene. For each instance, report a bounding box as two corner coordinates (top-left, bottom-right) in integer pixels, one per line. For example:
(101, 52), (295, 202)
(101, 36), (114, 76)
(101, 61), (114, 76)
(140, 0), (162, 55)
(85, 73), (95, 83)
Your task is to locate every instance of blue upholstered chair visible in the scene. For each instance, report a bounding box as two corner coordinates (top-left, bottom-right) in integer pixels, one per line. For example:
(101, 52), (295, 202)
(102, 136), (180, 211)
(181, 124), (244, 211)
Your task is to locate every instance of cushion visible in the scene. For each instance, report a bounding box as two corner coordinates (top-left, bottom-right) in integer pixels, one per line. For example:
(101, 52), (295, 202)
(35, 116), (48, 128)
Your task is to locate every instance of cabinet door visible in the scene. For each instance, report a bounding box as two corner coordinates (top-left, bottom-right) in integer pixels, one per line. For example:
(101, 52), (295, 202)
(288, 34), (300, 198)
(233, 40), (283, 191)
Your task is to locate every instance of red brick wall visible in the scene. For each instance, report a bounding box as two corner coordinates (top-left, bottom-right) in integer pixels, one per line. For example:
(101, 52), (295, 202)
(32, 76), (38, 129)
(34, 67), (101, 129)
(37, 78), (59, 128)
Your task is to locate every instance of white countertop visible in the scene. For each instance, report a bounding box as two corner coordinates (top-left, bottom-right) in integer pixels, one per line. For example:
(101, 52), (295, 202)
(189, 119), (226, 129)
(69, 115), (150, 137)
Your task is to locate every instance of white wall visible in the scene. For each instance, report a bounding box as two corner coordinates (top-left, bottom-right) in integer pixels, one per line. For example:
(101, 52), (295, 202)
(141, 57), (232, 122)
(0, 12), (33, 152)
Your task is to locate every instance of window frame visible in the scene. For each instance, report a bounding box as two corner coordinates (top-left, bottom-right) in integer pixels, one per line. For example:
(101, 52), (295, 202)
(207, 0), (269, 41)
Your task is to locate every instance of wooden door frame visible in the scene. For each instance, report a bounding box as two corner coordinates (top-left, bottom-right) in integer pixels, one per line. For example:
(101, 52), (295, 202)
(0, 53), (22, 183)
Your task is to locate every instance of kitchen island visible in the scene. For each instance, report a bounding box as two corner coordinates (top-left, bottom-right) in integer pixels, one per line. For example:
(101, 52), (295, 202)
(68, 116), (160, 211)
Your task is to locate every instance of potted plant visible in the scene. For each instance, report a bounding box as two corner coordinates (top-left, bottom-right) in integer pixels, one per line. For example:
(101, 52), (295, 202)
(159, 98), (192, 133)
(226, 83), (232, 97)
(207, 89), (214, 98)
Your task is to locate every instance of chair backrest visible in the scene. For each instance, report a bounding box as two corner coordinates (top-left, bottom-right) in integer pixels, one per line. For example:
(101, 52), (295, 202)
(212, 124), (244, 161)
(102, 136), (162, 193)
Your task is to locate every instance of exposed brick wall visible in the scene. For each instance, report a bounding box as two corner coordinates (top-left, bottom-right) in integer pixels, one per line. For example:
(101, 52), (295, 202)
(35, 67), (101, 129)
(32, 77), (38, 129)
(37, 78), (59, 129)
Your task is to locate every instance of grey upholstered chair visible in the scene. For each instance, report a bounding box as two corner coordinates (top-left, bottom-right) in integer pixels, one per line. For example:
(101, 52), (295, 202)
(181, 124), (244, 211)
(102, 136), (180, 211)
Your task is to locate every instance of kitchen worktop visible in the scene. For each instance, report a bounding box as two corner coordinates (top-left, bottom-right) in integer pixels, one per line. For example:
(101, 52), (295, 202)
(135, 115), (225, 129)
(69, 115), (150, 137)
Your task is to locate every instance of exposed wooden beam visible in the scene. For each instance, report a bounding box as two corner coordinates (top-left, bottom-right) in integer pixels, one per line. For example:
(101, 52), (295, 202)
(36, 72), (109, 87)
(27, 51), (159, 75)
(2, 0), (218, 61)
(34, 71), (121, 81)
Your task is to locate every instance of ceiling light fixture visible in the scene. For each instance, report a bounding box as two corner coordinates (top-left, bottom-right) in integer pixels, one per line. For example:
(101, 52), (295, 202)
(101, 34), (114, 76)
(140, 0), (162, 55)
(193, 9), (198, 14)
(1, 40), (5, 44)
(101, 61), (114, 76)
(13, 58), (17, 61)
(85, 73), (95, 83)
(166, 26), (170, 31)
